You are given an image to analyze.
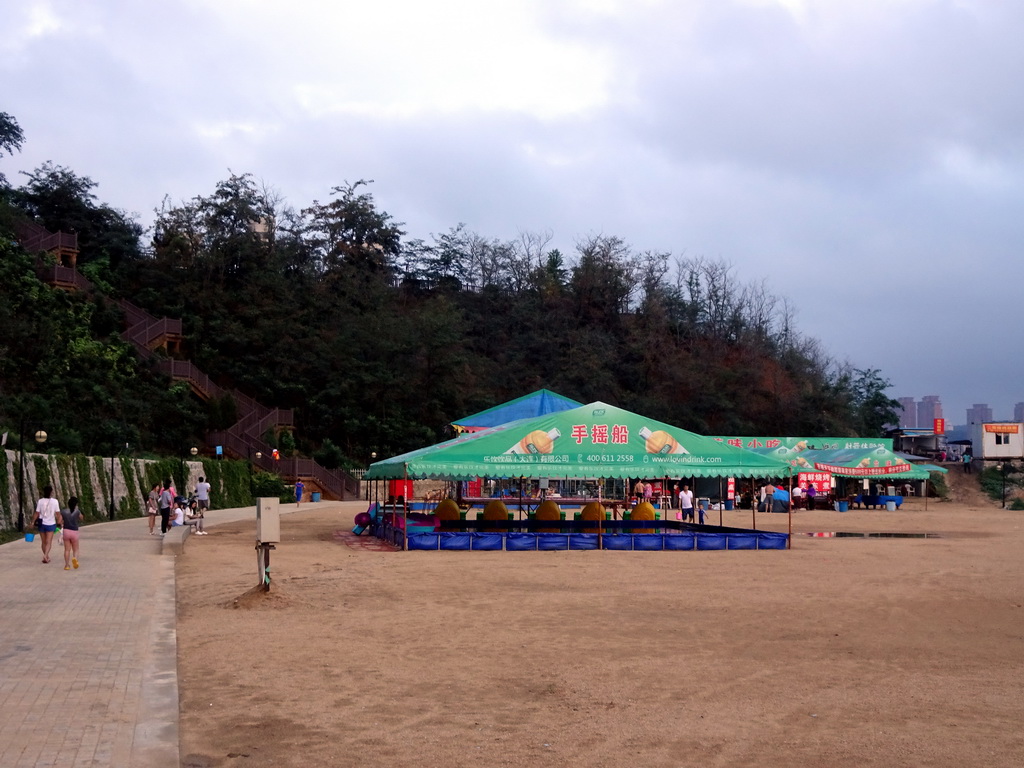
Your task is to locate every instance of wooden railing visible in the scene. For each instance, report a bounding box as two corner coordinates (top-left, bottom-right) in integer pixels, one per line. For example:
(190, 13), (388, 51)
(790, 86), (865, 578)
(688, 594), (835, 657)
(207, 430), (358, 499)
(123, 316), (183, 348)
(15, 220), (78, 254)
(33, 253), (357, 500)
(116, 299), (182, 349)
(39, 264), (91, 291)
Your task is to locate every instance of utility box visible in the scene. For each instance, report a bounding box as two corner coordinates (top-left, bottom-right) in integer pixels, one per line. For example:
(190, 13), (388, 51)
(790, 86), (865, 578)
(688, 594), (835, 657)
(256, 497), (281, 543)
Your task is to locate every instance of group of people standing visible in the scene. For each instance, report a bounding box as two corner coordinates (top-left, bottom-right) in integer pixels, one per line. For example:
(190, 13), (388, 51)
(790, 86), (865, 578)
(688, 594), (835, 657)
(145, 477), (212, 535)
(30, 485), (83, 570)
(632, 479), (705, 523)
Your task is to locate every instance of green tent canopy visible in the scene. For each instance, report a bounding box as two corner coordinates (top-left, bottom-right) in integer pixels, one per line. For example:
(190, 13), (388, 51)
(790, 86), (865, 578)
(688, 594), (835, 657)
(366, 401), (792, 481)
(783, 446), (946, 480)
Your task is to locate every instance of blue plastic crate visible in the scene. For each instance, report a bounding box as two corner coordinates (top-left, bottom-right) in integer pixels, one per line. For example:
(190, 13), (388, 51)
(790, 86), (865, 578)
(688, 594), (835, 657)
(601, 534), (633, 551)
(727, 533), (758, 550)
(407, 533), (439, 550)
(439, 532), (472, 550)
(663, 532), (695, 551)
(505, 533), (538, 551)
(471, 533), (504, 551)
(568, 534), (599, 550)
(757, 533), (789, 550)
(538, 534), (569, 551)
(696, 533), (727, 550)
(632, 534), (665, 551)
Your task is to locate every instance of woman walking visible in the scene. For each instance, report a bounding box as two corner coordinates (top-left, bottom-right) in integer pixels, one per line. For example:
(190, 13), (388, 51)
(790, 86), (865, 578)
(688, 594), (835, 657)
(158, 480), (173, 535)
(146, 483), (160, 534)
(31, 485), (60, 564)
(60, 496), (84, 570)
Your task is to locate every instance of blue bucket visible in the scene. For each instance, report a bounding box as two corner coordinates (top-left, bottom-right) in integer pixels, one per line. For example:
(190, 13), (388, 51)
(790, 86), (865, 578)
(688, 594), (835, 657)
(724, 500), (734, 511)
(837, 501), (849, 512)
(25, 532), (35, 542)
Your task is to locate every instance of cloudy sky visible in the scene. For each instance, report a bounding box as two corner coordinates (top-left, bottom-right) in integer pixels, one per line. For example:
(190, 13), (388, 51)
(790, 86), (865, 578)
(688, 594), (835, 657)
(4, 0), (1022, 425)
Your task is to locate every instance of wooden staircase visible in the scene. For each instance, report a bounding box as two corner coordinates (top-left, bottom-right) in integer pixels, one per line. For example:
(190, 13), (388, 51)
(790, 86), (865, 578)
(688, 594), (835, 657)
(21, 221), (358, 499)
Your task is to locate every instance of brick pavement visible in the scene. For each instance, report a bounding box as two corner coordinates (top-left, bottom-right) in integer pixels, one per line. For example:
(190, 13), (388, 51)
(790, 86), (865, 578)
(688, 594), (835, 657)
(0, 501), (345, 767)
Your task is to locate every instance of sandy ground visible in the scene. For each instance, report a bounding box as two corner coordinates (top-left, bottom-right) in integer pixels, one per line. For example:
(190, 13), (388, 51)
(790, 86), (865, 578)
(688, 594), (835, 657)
(176, 477), (1024, 768)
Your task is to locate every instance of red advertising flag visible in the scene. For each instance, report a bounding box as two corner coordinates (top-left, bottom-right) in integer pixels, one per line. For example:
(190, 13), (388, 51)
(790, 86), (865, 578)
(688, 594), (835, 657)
(933, 418), (945, 435)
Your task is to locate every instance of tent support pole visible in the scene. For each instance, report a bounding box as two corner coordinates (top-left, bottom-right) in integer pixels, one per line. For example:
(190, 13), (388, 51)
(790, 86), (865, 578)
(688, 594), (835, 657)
(402, 465), (409, 551)
(752, 478), (757, 531)
(787, 471), (793, 549)
(718, 478), (723, 527)
(663, 475), (671, 528)
(518, 476), (524, 520)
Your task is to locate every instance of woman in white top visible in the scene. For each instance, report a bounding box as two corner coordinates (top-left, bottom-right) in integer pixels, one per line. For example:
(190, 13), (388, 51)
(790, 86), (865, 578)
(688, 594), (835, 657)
(171, 497), (186, 527)
(31, 484), (61, 564)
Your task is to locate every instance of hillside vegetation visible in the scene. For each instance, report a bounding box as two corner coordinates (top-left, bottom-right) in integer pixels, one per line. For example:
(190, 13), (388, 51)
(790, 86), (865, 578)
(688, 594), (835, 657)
(0, 113), (897, 467)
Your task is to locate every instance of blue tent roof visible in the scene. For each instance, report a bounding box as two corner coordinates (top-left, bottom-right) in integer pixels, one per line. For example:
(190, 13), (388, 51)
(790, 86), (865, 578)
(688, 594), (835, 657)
(452, 389), (583, 432)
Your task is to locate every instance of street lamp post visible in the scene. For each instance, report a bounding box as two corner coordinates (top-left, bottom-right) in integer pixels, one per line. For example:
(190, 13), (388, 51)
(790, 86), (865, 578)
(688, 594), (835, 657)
(17, 425), (47, 533)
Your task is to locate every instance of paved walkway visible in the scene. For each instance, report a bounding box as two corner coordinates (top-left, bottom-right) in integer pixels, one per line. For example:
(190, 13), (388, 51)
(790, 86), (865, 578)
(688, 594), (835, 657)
(0, 501), (351, 767)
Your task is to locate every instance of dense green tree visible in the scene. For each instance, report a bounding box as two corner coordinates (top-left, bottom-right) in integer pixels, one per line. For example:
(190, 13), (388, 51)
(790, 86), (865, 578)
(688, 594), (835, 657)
(847, 368), (901, 437)
(301, 180), (404, 275)
(10, 163), (143, 272)
(0, 136), (892, 469)
(0, 111), (25, 187)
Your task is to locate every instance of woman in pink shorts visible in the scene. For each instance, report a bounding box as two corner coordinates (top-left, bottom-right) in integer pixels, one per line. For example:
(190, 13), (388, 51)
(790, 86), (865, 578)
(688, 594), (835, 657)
(59, 496), (84, 570)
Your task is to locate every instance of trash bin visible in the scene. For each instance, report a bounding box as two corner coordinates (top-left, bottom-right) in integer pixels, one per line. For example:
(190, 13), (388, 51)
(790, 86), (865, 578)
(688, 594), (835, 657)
(724, 500), (734, 511)
(837, 501), (849, 512)
(311, 492), (321, 502)
(885, 501), (897, 512)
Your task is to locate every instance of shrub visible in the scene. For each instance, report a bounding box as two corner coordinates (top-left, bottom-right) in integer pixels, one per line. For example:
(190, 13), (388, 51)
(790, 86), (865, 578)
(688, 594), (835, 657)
(929, 471), (950, 500)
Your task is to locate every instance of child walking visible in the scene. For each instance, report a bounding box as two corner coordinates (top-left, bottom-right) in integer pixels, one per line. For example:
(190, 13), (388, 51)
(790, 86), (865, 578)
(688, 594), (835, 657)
(60, 496), (84, 570)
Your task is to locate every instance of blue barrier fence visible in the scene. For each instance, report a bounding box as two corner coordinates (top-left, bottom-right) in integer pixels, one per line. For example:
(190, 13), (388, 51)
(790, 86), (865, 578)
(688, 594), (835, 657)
(398, 529), (788, 551)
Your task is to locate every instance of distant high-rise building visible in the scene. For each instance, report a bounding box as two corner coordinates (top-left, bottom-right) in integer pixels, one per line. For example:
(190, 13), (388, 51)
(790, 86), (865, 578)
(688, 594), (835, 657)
(966, 403), (993, 424)
(1015, 402), (1024, 422)
(917, 395), (943, 429)
(897, 397), (917, 428)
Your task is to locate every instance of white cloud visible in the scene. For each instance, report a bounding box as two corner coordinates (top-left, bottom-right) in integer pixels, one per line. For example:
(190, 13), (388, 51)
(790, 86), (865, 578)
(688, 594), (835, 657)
(3, 0), (1024, 420)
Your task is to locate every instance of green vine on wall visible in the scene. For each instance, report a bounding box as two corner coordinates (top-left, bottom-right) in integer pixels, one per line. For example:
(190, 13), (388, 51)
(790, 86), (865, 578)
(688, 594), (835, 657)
(93, 457), (108, 515)
(3, 452), (285, 532)
(120, 456), (139, 515)
(74, 455), (98, 518)
(33, 455), (52, 491)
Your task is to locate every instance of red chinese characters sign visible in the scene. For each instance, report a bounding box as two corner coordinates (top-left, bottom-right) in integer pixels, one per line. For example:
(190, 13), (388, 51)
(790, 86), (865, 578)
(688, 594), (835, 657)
(933, 418), (945, 435)
(570, 424), (631, 444)
(798, 472), (832, 492)
(813, 462), (912, 476)
(984, 423), (1020, 434)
